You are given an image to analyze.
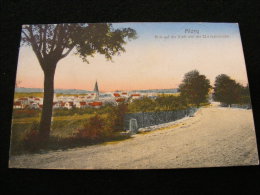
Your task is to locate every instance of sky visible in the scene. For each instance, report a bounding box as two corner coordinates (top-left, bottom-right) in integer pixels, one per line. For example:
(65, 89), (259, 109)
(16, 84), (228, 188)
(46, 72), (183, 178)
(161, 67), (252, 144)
(16, 22), (249, 92)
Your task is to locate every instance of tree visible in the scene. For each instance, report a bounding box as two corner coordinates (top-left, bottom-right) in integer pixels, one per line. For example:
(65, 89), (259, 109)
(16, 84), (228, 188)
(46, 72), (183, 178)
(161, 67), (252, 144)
(128, 97), (155, 113)
(240, 84), (251, 105)
(179, 70), (211, 107)
(21, 24), (137, 140)
(155, 95), (187, 111)
(213, 74), (243, 106)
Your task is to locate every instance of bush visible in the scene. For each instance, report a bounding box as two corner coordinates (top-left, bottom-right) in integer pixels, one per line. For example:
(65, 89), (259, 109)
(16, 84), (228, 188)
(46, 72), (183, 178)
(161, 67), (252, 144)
(75, 115), (107, 139)
(107, 103), (128, 132)
(22, 121), (41, 151)
(75, 104), (128, 139)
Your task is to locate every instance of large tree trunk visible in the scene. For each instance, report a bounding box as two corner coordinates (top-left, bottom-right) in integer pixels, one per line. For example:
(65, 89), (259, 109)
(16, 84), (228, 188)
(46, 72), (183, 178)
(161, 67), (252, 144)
(39, 64), (56, 141)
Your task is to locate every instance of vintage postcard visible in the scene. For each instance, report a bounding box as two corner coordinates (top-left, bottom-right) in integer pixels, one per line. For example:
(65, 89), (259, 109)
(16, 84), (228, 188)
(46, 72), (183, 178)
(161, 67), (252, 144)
(9, 22), (259, 169)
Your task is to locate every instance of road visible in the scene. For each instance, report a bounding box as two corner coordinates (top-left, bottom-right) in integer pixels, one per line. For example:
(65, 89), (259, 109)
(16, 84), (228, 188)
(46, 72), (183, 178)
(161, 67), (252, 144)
(9, 103), (259, 169)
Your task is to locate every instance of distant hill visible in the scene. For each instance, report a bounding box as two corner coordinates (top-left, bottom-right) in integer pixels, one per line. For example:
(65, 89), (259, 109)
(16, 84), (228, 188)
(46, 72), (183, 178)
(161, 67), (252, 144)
(15, 88), (93, 94)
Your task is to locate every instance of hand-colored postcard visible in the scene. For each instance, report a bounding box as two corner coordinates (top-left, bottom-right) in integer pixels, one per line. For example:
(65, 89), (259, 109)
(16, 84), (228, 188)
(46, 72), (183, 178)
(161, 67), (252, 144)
(9, 22), (259, 169)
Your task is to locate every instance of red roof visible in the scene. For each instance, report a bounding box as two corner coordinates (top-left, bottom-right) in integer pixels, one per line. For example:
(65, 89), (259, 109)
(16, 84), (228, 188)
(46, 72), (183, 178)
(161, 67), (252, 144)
(19, 98), (28, 100)
(116, 98), (125, 102)
(88, 102), (102, 106)
(131, 94), (140, 96)
(122, 92), (127, 95)
(14, 101), (21, 106)
(113, 93), (120, 97)
(34, 98), (40, 100)
(67, 102), (73, 106)
(80, 102), (86, 106)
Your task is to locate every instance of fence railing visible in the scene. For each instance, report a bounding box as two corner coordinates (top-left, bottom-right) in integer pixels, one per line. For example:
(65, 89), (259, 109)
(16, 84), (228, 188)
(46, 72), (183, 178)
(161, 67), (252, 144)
(124, 107), (197, 131)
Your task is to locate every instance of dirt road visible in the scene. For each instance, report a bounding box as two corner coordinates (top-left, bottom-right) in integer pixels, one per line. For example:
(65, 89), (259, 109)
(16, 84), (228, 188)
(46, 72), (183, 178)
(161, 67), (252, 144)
(9, 104), (259, 169)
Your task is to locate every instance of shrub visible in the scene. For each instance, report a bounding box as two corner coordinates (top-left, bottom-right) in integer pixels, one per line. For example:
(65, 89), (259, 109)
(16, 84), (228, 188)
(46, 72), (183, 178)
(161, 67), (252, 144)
(22, 121), (41, 151)
(75, 115), (106, 139)
(74, 104), (128, 140)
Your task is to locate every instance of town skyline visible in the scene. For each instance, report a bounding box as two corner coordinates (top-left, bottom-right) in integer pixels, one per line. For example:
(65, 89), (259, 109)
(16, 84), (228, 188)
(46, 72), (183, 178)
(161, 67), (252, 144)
(16, 22), (249, 91)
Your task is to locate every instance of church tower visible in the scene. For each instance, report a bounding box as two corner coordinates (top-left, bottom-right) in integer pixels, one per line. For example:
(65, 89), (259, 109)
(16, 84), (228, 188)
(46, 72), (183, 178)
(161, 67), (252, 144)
(94, 81), (99, 100)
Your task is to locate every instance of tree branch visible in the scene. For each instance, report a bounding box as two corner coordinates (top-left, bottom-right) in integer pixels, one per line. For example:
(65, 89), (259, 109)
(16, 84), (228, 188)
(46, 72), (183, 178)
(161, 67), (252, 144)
(26, 26), (45, 71)
(38, 25), (43, 55)
(54, 24), (66, 56)
(60, 46), (74, 59)
(50, 24), (58, 53)
(21, 29), (30, 40)
(42, 25), (47, 57)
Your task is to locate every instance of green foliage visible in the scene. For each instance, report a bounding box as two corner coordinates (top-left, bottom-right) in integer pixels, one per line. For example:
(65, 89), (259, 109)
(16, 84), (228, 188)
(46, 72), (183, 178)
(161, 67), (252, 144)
(22, 121), (41, 151)
(154, 95), (188, 111)
(213, 74), (250, 106)
(127, 95), (191, 113)
(74, 104), (128, 139)
(51, 119), (86, 138)
(13, 109), (41, 118)
(21, 24), (137, 64)
(53, 107), (95, 116)
(240, 84), (251, 105)
(10, 103), (129, 154)
(75, 115), (107, 139)
(109, 103), (128, 132)
(128, 97), (155, 113)
(72, 24), (138, 62)
(179, 70), (211, 106)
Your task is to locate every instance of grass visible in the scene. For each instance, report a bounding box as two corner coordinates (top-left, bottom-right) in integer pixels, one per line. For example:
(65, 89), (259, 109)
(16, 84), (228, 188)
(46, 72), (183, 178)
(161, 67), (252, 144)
(10, 114), (92, 155)
(101, 136), (133, 145)
(9, 112), (127, 155)
(138, 123), (183, 135)
(12, 113), (96, 124)
(14, 92), (43, 99)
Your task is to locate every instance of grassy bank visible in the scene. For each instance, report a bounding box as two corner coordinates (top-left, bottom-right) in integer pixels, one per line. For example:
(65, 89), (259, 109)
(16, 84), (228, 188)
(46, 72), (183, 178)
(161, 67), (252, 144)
(10, 113), (130, 155)
(10, 104), (128, 155)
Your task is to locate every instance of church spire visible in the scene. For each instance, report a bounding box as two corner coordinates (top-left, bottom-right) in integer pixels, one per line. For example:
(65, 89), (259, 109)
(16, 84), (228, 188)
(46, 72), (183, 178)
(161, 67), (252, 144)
(94, 80), (99, 100)
(94, 80), (99, 92)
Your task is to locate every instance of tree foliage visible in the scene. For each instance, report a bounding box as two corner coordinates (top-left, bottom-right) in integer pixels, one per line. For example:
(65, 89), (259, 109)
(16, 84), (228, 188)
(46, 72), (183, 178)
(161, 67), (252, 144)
(127, 95), (189, 113)
(179, 70), (211, 106)
(154, 95), (188, 111)
(213, 74), (250, 106)
(128, 97), (155, 113)
(21, 24), (137, 68)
